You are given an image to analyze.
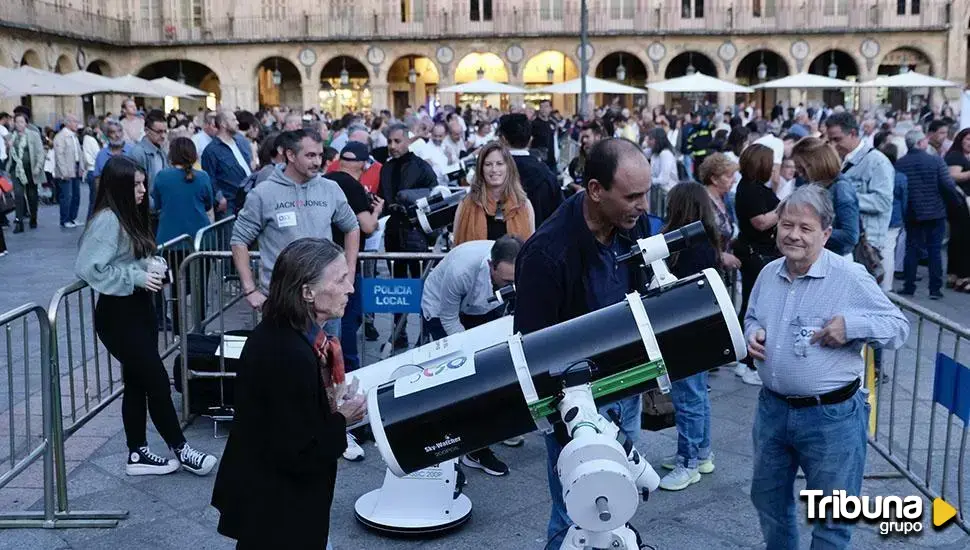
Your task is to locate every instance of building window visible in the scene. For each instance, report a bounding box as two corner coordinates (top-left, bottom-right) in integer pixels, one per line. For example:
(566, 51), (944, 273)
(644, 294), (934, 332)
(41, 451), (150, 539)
(402, 0), (425, 22)
(897, 0), (920, 15)
(610, 0), (634, 19)
(141, 0), (161, 23)
(682, 0), (704, 19)
(181, 0), (203, 26)
(261, 0), (285, 19)
(752, 0), (775, 17)
(540, 0), (563, 20)
(824, 0), (848, 15)
(470, 0), (492, 21)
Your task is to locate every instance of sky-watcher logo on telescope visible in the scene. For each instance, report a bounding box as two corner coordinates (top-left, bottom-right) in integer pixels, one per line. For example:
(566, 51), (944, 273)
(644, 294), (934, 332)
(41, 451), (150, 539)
(424, 434), (462, 457)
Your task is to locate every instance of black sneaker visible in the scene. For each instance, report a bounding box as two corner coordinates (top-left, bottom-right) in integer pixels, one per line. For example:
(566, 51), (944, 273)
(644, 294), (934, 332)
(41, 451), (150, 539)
(461, 448), (509, 476)
(126, 446), (179, 476)
(930, 291), (943, 300)
(364, 322), (379, 341)
(176, 443), (218, 476)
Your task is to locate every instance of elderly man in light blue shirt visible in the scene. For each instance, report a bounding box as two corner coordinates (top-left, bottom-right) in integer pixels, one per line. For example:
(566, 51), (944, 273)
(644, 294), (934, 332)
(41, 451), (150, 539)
(744, 184), (909, 549)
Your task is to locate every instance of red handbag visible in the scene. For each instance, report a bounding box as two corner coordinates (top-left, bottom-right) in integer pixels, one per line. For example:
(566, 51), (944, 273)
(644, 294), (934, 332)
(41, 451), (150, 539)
(0, 175), (15, 215)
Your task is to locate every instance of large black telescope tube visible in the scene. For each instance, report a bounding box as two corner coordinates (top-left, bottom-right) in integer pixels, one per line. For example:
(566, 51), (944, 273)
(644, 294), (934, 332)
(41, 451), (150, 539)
(369, 267), (745, 476)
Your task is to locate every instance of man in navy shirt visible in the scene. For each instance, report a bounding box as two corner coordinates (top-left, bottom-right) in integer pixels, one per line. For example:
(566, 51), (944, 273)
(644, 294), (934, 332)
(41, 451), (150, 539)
(515, 138), (655, 549)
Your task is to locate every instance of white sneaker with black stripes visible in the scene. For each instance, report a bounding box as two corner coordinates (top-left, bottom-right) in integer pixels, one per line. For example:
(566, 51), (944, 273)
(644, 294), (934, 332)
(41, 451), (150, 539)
(126, 446), (179, 476)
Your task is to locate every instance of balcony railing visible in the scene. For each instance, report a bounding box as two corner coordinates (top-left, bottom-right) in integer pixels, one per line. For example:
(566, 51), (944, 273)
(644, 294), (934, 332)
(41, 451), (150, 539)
(0, 0), (951, 47)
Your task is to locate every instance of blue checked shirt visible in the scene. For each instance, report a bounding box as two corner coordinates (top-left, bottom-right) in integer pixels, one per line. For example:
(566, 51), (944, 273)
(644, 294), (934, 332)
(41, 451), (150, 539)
(743, 249), (909, 396)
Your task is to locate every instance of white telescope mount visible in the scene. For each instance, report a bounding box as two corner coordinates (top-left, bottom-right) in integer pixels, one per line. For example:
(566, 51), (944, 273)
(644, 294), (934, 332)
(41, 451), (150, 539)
(554, 369), (658, 550)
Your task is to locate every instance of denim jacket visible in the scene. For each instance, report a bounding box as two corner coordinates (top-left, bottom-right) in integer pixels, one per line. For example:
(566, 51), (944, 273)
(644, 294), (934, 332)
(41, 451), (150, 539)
(825, 177), (860, 256)
(200, 134), (253, 212)
(840, 144), (894, 249)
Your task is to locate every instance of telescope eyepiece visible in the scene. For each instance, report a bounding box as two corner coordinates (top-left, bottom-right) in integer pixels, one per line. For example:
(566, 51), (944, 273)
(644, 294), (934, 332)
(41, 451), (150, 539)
(615, 220), (707, 264)
(663, 221), (706, 254)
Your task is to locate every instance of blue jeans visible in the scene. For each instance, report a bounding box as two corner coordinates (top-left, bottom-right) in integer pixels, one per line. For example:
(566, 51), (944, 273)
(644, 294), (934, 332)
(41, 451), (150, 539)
(670, 371), (711, 468)
(903, 218), (945, 294)
(84, 171), (96, 220)
(751, 389), (869, 550)
(544, 394), (642, 548)
(340, 275), (363, 371)
(56, 177), (81, 225)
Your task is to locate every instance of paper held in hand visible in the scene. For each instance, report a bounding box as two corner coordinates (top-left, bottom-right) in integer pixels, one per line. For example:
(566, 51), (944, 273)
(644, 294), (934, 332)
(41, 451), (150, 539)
(214, 335), (247, 359)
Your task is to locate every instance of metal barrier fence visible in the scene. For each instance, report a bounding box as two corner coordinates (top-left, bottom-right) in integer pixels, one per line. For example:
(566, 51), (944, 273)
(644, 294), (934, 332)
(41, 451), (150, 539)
(47, 234), (194, 439)
(4, 233), (195, 528)
(175, 250), (445, 423)
(193, 215), (235, 253)
(0, 303), (126, 528)
(868, 293), (970, 534)
(176, 250), (261, 424)
(0, 216), (249, 528)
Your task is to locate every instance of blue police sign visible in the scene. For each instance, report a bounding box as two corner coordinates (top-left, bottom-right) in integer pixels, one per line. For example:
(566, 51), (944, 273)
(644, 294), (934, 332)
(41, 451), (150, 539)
(362, 278), (424, 314)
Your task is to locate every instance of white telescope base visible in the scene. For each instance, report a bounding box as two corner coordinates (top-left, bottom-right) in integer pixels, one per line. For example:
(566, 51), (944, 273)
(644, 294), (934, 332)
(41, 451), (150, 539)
(354, 459), (472, 535)
(559, 525), (639, 550)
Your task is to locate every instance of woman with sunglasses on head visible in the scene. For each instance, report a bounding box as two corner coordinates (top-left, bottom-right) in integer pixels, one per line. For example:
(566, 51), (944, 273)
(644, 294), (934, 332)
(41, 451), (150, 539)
(75, 156), (217, 478)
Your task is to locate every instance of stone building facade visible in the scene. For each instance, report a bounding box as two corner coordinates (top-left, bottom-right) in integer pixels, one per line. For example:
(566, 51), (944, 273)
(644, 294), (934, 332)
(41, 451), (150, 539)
(1, 0), (967, 123)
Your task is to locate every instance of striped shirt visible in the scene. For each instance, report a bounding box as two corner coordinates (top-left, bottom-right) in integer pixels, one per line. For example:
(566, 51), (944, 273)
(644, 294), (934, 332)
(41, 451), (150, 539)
(743, 249), (909, 396)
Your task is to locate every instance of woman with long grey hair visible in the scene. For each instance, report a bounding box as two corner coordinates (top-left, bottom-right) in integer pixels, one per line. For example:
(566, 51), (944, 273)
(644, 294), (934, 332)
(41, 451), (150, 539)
(212, 237), (365, 549)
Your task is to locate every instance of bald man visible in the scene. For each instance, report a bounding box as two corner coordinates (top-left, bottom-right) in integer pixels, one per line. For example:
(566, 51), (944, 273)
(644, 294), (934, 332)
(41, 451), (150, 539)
(515, 138), (655, 549)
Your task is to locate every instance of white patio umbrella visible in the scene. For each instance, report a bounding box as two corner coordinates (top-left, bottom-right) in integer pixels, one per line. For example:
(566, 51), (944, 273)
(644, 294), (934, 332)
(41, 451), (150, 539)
(62, 71), (160, 96)
(752, 73), (858, 89)
(439, 79), (528, 94)
(858, 71), (961, 89)
(647, 72), (754, 94)
(110, 74), (165, 97)
(151, 77), (208, 98)
(536, 76), (646, 95)
(0, 66), (100, 97)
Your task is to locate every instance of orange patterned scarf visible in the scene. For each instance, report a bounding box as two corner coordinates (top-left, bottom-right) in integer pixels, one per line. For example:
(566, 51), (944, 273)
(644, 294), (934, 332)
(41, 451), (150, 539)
(312, 327), (345, 412)
(453, 194), (533, 245)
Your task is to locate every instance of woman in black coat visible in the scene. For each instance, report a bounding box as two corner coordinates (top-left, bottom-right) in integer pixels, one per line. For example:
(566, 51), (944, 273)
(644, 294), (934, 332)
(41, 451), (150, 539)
(211, 237), (365, 549)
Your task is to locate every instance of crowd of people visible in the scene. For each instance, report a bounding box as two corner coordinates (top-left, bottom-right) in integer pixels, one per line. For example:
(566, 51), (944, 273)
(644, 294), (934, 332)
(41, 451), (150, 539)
(4, 90), (962, 548)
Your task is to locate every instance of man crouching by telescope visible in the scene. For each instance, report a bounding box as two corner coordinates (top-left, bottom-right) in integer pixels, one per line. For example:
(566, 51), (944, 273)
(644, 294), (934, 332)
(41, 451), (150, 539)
(514, 138), (654, 549)
(420, 235), (523, 476)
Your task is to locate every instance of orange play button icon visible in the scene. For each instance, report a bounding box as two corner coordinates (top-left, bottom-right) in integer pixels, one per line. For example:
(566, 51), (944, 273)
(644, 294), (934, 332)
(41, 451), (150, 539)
(933, 498), (957, 528)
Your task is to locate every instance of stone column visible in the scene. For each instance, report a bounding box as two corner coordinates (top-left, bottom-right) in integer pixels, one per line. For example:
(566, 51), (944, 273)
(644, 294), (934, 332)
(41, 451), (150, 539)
(717, 92), (732, 111)
(32, 97), (57, 128)
(370, 83), (389, 112)
(220, 81), (257, 111)
(647, 88), (663, 110)
(508, 74), (525, 110)
(301, 81), (320, 111)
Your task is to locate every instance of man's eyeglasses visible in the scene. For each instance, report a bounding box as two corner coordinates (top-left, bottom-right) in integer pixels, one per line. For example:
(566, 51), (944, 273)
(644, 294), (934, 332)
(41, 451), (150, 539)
(147, 126), (168, 134)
